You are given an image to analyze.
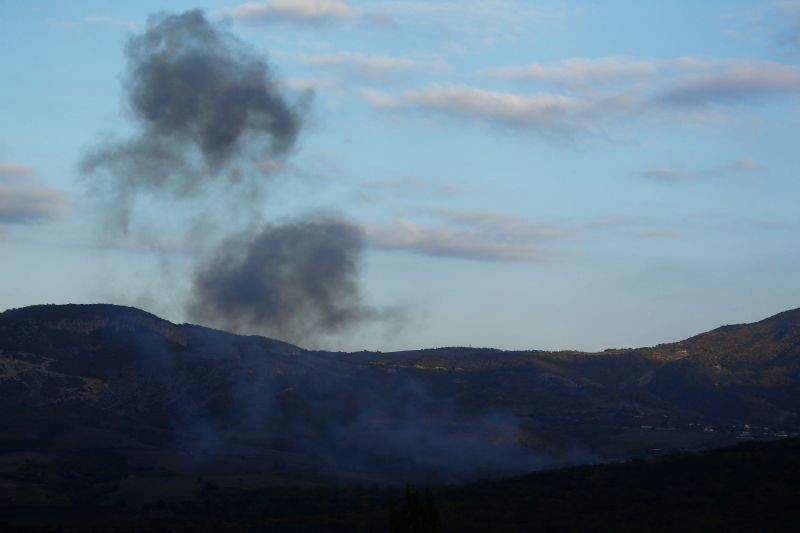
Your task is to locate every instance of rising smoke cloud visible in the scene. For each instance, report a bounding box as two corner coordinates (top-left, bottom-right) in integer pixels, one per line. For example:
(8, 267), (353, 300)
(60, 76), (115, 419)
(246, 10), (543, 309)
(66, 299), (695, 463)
(81, 9), (307, 227)
(69, 9), (565, 482)
(82, 9), (390, 345)
(187, 216), (383, 343)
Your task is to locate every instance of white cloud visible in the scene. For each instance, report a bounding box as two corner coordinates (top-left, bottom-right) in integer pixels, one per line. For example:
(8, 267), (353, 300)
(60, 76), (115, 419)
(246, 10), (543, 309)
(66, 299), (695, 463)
(280, 77), (328, 93)
(366, 218), (551, 262)
(0, 163), (36, 177)
(775, 0), (800, 14)
(732, 157), (760, 171)
(380, 0), (565, 46)
(0, 183), (69, 224)
(484, 56), (660, 87)
(641, 158), (761, 183)
(365, 209), (565, 262)
(362, 84), (633, 135)
(287, 51), (448, 79)
(102, 236), (182, 253)
(486, 56), (800, 103)
(430, 208), (565, 240)
(482, 56), (717, 88)
(0, 162), (69, 224)
(363, 177), (472, 196)
(382, 0), (557, 19)
(363, 208), (677, 262)
(660, 61), (800, 105)
(640, 168), (690, 182)
(218, 0), (356, 25)
(49, 15), (138, 31)
(364, 58), (800, 135)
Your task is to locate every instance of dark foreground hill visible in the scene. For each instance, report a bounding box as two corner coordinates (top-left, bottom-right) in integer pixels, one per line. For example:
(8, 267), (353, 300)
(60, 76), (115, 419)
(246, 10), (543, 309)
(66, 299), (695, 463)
(1, 303), (800, 528)
(2, 437), (799, 531)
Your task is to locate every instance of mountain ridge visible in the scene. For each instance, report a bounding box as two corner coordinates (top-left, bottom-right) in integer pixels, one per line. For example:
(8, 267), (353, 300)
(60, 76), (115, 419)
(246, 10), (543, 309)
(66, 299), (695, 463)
(1, 302), (799, 489)
(5, 301), (799, 356)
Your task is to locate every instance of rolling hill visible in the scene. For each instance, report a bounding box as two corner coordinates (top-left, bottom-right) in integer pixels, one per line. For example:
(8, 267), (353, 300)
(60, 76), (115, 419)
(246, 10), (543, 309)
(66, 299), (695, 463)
(1, 303), (799, 527)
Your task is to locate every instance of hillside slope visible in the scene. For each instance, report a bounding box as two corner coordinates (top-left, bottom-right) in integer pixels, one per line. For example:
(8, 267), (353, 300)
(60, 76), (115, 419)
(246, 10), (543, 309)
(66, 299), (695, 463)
(1, 303), (799, 488)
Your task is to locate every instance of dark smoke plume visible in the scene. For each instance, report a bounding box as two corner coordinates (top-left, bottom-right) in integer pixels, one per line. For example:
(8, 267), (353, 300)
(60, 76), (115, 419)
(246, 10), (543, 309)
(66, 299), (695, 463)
(81, 10), (397, 349)
(67, 10), (561, 482)
(81, 9), (307, 226)
(187, 216), (383, 344)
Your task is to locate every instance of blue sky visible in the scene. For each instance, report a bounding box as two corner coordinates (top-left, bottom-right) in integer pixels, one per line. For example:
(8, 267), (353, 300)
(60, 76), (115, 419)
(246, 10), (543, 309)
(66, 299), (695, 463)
(1, 0), (799, 351)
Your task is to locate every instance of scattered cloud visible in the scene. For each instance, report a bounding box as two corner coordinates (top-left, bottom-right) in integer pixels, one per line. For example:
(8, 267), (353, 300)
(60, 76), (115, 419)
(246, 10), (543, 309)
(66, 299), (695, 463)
(776, 0), (800, 13)
(362, 176), (473, 196)
(217, 0), (359, 26)
(220, 0), (564, 42)
(771, 1), (800, 47)
(0, 182), (69, 224)
(779, 26), (800, 46)
(365, 208), (683, 262)
(380, 0), (559, 23)
(430, 208), (565, 240)
(641, 158), (761, 183)
(280, 77), (330, 93)
(101, 235), (183, 253)
(483, 56), (661, 87)
(640, 169), (690, 181)
(367, 218), (551, 262)
(732, 158), (760, 171)
(687, 212), (799, 234)
(722, 1), (800, 48)
(631, 229), (676, 239)
(362, 84), (631, 136)
(365, 58), (800, 135)
(49, 15), (138, 31)
(366, 209), (563, 263)
(578, 216), (678, 241)
(0, 163), (36, 177)
(285, 50), (448, 79)
(482, 56), (716, 88)
(379, 1), (566, 47)
(0, 162), (68, 224)
(660, 61), (800, 106)
(360, 11), (397, 28)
